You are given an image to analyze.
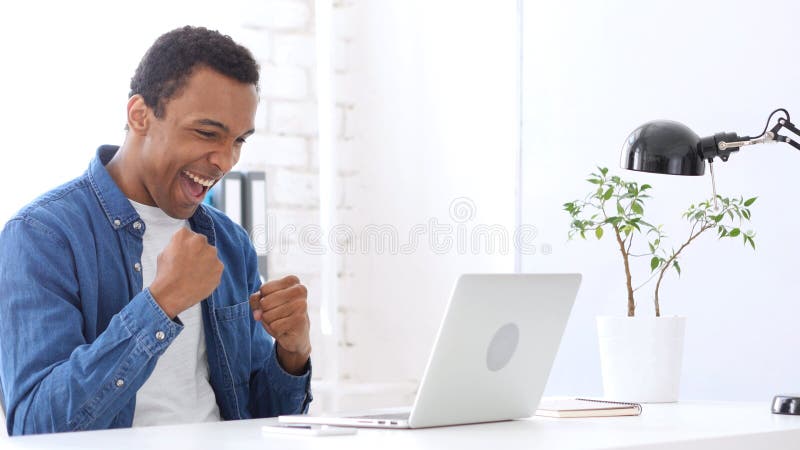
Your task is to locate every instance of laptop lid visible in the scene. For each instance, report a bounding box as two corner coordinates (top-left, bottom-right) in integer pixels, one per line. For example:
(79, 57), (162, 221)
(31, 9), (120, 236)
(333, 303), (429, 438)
(280, 273), (581, 429)
(407, 273), (580, 428)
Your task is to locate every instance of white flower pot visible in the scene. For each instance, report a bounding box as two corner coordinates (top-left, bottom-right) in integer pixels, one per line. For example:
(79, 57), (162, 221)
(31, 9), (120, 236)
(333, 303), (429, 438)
(596, 316), (686, 403)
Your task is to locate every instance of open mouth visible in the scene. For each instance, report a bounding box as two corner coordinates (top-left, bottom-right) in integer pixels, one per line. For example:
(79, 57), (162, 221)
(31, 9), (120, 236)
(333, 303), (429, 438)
(180, 169), (215, 201)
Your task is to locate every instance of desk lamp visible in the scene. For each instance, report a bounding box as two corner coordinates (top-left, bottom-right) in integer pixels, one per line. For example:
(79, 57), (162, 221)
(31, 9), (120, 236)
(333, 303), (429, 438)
(619, 108), (800, 416)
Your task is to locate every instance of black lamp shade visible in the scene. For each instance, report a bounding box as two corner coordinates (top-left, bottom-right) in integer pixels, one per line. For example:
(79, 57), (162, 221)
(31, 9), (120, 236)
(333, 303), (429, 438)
(621, 120), (706, 176)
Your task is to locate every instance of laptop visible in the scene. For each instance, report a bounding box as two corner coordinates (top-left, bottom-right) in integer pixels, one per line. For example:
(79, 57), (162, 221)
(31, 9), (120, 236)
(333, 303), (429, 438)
(279, 273), (581, 429)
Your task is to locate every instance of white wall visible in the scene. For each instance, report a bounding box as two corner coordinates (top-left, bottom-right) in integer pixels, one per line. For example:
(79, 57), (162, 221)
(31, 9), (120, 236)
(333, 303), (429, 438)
(523, 0), (800, 401)
(331, 0), (519, 408)
(0, 0), (269, 226)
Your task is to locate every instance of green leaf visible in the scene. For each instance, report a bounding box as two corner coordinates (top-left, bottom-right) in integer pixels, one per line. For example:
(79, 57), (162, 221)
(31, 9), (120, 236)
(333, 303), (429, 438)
(641, 184), (652, 191)
(673, 260), (681, 276)
(631, 201), (643, 215)
(744, 197), (757, 206)
(587, 178), (602, 185)
(595, 227), (604, 240)
(616, 202), (625, 215)
(649, 242), (655, 253)
(603, 187), (614, 201)
(600, 167), (609, 176)
(742, 209), (751, 220)
(729, 228), (741, 237)
(650, 256), (660, 272)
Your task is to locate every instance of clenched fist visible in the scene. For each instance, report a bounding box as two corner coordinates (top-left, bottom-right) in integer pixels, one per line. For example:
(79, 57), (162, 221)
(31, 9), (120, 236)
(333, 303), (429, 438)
(149, 227), (224, 319)
(249, 275), (311, 375)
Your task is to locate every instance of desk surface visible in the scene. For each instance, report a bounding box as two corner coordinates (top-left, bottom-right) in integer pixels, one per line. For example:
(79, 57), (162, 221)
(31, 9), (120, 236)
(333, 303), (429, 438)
(3, 401), (800, 450)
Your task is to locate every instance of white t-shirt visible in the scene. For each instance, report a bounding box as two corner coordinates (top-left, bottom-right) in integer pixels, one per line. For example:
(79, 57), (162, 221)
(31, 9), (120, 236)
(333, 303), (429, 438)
(129, 200), (221, 427)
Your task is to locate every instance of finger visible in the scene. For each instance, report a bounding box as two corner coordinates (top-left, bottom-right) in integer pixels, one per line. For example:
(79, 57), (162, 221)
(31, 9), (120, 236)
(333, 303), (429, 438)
(262, 297), (306, 325)
(265, 314), (309, 343)
(259, 284), (307, 312)
(258, 275), (301, 297)
(249, 292), (261, 311)
(249, 293), (264, 321)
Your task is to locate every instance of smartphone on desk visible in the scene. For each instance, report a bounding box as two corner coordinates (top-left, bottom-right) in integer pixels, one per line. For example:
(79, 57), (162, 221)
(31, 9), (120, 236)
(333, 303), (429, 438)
(262, 423), (358, 437)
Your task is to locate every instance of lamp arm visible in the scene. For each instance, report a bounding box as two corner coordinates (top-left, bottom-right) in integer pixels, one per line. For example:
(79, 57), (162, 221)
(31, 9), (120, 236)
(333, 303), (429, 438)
(769, 118), (800, 151)
(703, 109), (800, 161)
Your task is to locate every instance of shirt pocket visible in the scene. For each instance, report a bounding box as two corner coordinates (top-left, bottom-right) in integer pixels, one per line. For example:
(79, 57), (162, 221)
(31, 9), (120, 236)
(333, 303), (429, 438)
(213, 300), (253, 386)
(214, 300), (251, 322)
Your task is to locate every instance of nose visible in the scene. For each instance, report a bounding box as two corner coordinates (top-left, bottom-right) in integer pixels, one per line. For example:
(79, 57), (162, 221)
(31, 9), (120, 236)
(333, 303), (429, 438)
(208, 145), (240, 174)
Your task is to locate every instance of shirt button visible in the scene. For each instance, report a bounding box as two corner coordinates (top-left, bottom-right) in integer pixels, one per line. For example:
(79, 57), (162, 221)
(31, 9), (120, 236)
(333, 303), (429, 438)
(155, 331), (165, 341)
(134, 262), (142, 272)
(115, 379), (125, 388)
(133, 221), (142, 230)
(113, 219), (121, 227)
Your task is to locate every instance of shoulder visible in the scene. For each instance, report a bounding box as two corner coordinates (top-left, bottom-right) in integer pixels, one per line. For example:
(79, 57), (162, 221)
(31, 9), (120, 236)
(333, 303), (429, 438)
(5, 174), (94, 244)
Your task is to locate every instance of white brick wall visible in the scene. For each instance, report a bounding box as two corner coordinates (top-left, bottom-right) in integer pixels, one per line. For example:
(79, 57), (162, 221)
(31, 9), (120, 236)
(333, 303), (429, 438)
(261, 65), (309, 99)
(239, 134), (307, 168)
(234, 0), (362, 408)
(270, 168), (320, 206)
(269, 101), (319, 135)
(274, 34), (316, 68)
(241, 0), (311, 31)
(234, 0), (326, 309)
(235, 0), (432, 414)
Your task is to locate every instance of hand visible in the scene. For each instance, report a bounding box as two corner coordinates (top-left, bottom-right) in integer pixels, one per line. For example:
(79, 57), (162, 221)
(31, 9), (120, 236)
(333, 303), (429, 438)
(249, 275), (311, 375)
(149, 227), (224, 319)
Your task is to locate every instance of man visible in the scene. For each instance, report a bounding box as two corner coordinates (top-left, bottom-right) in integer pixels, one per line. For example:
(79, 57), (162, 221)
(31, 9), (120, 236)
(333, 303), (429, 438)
(0, 26), (312, 435)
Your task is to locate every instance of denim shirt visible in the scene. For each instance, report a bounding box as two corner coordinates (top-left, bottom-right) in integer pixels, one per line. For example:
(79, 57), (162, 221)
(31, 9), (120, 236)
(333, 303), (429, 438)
(0, 146), (311, 435)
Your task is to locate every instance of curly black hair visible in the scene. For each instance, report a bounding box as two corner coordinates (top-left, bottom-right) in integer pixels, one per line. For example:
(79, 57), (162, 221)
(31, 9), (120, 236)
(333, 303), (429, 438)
(129, 26), (260, 118)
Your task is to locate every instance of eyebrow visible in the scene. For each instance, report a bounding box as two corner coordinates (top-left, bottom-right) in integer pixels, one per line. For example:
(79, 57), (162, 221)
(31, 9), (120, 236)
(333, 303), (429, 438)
(194, 118), (255, 139)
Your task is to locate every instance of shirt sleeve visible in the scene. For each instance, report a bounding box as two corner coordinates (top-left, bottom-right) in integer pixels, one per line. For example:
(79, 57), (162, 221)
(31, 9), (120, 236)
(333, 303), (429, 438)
(0, 217), (182, 435)
(242, 232), (313, 417)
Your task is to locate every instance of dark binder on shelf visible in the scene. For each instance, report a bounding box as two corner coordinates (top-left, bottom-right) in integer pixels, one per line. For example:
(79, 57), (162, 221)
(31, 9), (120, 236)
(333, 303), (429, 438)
(243, 171), (268, 280)
(211, 171), (245, 227)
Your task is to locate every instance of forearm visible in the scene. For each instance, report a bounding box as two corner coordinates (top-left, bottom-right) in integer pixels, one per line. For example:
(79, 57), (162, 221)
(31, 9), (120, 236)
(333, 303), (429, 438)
(248, 340), (312, 418)
(5, 290), (181, 435)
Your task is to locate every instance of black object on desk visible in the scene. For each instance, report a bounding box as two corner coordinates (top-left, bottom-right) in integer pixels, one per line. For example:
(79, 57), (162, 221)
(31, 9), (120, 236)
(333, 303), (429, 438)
(772, 395), (800, 415)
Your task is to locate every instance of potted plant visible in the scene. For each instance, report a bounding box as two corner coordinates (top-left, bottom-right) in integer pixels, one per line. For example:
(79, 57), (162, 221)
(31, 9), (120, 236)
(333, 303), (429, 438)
(563, 167), (756, 402)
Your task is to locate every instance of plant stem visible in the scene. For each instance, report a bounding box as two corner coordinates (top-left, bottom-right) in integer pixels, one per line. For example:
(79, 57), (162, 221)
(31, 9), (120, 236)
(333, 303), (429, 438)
(653, 223), (713, 316)
(613, 224), (636, 317)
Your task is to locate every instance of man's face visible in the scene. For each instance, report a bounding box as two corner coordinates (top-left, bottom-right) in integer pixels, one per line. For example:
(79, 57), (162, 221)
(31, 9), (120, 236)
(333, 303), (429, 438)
(136, 66), (257, 219)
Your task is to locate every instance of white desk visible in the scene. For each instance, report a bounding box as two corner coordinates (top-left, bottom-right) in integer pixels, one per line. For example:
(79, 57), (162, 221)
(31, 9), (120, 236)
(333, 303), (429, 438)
(2, 402), (799, 449)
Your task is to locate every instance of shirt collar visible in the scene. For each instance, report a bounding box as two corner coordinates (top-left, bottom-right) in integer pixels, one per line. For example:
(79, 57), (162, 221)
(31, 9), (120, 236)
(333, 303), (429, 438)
(87, 145), (215, 236)
(87, 145), (139, 230)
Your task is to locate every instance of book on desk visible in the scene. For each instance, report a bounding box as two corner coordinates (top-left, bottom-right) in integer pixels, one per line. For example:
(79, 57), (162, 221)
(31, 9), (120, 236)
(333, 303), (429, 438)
(535, 397), (642, 418)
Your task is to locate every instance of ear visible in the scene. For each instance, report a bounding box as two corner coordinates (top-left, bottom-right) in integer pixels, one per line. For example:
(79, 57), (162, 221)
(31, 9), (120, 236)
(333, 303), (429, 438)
(126, 95), (150, 135)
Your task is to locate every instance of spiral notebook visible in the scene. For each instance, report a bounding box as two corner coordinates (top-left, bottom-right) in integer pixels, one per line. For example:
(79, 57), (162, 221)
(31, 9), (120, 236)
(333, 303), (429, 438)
(535, 397), (642, 418)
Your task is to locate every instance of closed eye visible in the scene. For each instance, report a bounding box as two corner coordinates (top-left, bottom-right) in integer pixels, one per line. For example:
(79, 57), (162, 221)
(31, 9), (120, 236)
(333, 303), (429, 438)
(195, 129), (217, 139)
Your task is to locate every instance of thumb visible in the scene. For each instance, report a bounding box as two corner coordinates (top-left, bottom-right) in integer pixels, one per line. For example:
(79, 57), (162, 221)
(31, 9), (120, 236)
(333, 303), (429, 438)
(249, 292), (263, 321)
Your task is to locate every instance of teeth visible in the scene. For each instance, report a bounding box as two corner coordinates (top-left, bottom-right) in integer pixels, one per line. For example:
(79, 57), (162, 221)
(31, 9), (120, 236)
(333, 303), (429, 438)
(183, 170), (214, 187)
